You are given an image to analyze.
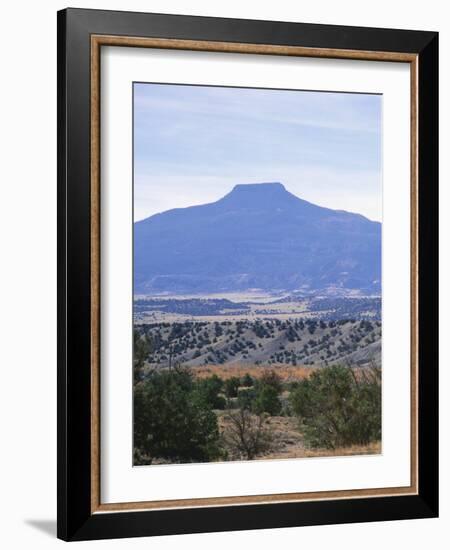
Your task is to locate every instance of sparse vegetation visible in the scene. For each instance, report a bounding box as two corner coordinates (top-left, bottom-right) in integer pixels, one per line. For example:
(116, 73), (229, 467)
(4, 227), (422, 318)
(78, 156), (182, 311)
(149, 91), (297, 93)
(134, 316), (381, 370)
(289, 365), (381, 449)
(221, 408), (274, 460)
(132, 297), (382, 465)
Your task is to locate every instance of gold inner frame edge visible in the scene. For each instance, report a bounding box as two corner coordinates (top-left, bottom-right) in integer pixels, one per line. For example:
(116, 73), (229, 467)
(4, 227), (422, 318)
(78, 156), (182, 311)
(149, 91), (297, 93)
(90, 34), (419, 514)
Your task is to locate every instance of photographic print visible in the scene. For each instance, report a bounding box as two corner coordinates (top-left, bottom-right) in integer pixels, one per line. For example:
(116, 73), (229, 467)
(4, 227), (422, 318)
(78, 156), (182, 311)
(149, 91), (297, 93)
(132, 82), (382, 466)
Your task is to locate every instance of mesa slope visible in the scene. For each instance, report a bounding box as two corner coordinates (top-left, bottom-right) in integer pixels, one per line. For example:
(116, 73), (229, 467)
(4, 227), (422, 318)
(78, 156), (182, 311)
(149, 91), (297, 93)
(134, 182), (381, 295)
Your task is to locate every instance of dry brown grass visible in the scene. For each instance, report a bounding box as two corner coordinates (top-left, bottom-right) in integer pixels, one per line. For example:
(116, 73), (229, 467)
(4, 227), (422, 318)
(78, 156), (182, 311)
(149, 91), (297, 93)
(217, 413), (381, 461)
(261, 416), (380, 460)
(190, 363), (317, 382)
(301, 441), (381, 458)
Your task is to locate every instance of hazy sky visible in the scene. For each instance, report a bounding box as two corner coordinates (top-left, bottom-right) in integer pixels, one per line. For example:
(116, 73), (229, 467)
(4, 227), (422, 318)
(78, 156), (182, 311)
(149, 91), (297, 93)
(134, 83), (382, 222)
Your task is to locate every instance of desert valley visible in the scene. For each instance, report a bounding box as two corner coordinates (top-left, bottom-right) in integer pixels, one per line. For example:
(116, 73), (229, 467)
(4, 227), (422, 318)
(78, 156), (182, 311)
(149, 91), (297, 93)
(133, 183), (382, 465)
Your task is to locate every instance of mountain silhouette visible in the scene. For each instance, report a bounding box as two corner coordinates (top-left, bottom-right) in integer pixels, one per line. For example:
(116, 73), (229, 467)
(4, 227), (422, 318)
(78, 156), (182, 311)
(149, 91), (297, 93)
(134, 182), (381, 294)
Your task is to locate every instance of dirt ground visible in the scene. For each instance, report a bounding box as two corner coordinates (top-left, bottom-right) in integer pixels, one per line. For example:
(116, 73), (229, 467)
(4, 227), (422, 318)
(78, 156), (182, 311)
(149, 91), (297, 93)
(217, 412), (381, 461)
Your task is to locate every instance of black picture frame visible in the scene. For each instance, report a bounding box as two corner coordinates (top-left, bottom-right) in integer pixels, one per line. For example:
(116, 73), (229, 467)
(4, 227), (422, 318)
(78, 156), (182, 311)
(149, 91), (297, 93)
(57, 7), (438, 541)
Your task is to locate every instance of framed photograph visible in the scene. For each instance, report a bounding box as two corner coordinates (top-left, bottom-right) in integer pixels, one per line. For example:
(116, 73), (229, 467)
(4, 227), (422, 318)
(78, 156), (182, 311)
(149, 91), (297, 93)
(57, 8), (438, 541)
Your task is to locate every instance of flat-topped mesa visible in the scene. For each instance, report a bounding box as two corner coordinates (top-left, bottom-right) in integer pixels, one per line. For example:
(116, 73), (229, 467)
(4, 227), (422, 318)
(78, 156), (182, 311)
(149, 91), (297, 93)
(232, 181), (285, 191)
(220, 182), (301, 208)
(229, 182), (286, 195)
(134, 181), (381, 295)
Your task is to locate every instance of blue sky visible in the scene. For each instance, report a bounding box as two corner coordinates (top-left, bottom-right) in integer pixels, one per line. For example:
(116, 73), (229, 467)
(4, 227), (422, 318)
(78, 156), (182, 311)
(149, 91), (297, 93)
(134, 83), (382, 222)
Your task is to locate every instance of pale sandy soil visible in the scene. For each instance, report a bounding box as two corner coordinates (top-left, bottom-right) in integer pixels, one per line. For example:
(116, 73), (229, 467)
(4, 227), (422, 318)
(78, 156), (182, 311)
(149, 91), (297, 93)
(135, 290), (288, 303)
(261, 416), (381, 459)
(217, 413), (381, 461)
(134, 303), (321, 324)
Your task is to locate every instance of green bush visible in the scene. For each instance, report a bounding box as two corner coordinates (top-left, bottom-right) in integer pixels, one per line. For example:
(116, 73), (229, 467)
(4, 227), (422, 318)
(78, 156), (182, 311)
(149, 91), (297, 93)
(258, 370), (283, 394)
(133, 367), (222, 464)
(241, 373), (254, 387)
(253, 384), (282, 416)
(289, 365), (381, 449)
(237, 387), (256, 410)
(224, 376), (241, 398)
(194, 375), (226, 410)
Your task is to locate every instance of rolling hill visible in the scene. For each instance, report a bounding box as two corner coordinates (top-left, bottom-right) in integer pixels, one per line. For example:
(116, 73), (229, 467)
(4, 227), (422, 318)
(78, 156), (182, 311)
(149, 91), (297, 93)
(136, 318), (381, 371)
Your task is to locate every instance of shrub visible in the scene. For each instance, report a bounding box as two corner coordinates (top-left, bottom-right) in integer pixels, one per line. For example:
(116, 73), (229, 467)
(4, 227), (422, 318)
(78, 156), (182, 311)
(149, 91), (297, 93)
(133, 330), (151, 384)
(258, 370), (282, 394)
(222, 408), (273, 460)
(194, 375), (226, 410)
(289, 365), (381, 449)
(224, 376), (241, 398)
(241, 373), (254, 387)
(253, 384), (282, 416)
(237, 387), (256, 410)
(133, 367), (222, 464)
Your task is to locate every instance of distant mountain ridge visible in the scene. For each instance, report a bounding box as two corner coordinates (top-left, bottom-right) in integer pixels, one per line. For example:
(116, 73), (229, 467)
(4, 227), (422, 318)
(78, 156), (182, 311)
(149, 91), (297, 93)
(134, 182), (381, 295)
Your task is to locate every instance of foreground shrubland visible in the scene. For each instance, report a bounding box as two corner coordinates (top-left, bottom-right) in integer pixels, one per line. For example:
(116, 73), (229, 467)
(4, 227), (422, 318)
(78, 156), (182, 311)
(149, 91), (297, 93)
(133, 357), (381, 465)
